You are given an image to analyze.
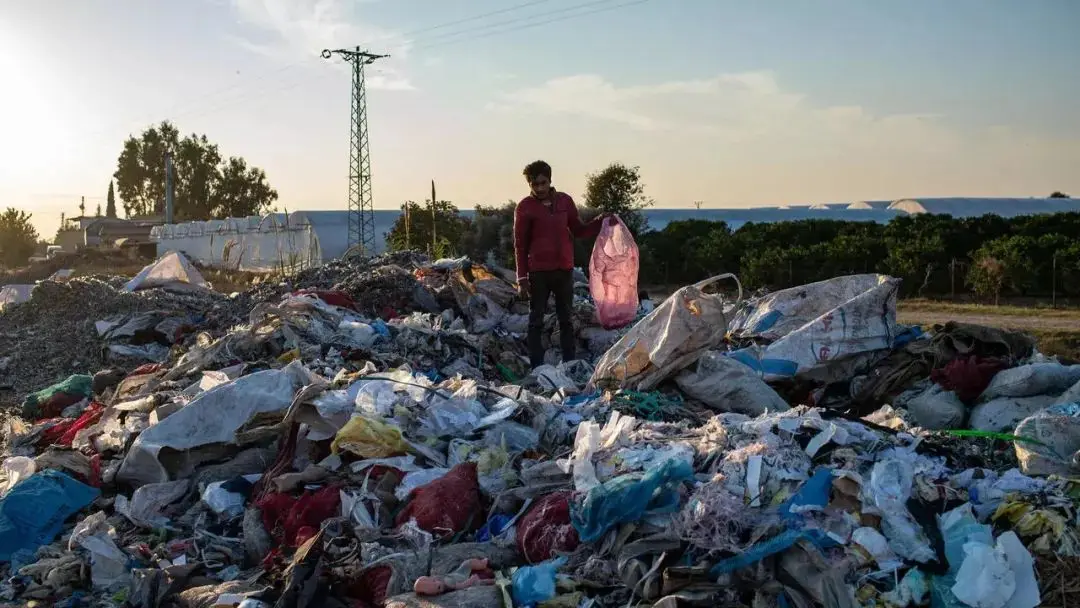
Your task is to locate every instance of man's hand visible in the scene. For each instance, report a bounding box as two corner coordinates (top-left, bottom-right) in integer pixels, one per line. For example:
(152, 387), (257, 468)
(517, 278), (530, 299)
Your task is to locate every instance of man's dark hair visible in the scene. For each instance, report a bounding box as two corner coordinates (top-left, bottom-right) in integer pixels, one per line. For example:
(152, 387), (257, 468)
(523, 160), (552, 182)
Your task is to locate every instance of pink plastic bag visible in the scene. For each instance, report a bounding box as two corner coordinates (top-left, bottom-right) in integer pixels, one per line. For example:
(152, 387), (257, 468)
(589, 216), (640, 329)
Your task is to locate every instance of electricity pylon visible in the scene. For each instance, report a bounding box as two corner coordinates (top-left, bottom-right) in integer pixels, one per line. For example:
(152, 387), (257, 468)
(322, 47), (389, 254)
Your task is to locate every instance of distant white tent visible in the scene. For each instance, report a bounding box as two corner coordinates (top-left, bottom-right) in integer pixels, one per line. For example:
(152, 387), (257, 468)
(0, 285), (35, 311)
(887, 197), (1080, 217)
(124, 251), (211, 293)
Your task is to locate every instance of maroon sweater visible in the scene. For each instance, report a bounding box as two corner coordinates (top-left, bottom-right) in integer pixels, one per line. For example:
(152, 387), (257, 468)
(513, 191), (601, 280)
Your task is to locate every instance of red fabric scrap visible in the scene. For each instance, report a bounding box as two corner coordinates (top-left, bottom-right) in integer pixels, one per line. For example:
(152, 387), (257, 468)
(931, 356), (1008, 404)
(255, 484), (342, 548)
(88, 454), (102, 488)
(129, 363), (165, 377)
(516, 491), (580, 563)
(395, 462), (480, 538)
(38, 401), (105, 448)
(293, 289), (358, 311)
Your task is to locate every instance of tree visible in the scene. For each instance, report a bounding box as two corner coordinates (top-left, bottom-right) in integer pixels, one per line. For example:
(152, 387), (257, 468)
(106, 181), (117, 218)
(214, 157), (278, 219)
(462, 201), (516, 268)
(0, 208), (40, 268)
(583, 163), (653, 235)
(387, 200), (470, 257)
(95, 203), (102, 217)
(1050, 191), (1070, 198)
(967, 256), (1006, 305)
(114, 121), (278, 221)
(78, 198), (85, 217)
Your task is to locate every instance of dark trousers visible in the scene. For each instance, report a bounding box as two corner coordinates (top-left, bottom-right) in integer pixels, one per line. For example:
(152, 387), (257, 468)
(528, 269), (575, 368)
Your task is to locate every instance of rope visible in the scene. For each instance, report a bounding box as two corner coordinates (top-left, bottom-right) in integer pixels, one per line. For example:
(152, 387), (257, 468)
(610, 390), (684, 422)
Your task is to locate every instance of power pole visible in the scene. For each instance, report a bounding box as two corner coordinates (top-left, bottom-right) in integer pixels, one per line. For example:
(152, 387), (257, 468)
(693, 201), (703, 210)
(322, 47), (389, 255)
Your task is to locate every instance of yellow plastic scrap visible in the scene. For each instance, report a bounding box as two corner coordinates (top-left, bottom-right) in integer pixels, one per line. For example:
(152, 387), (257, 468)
(277, 348), (300, 363)
(331, 416), (410, 458)
(993, 499), (1067, 539)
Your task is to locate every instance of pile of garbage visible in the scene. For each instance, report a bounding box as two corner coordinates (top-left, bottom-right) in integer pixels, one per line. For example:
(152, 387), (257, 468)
(0, 250), (1078, 608)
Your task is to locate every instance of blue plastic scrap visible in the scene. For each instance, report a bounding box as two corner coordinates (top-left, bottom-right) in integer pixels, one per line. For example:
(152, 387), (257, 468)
(476, 514), (514, 542)
(711, 468), (837, 578)
(570, 458), (694, 543)
(0, 470), (100, 562)
(512, 556), (566, 607)
(778, 467), (833, 522)
(709, 527), (836, 577)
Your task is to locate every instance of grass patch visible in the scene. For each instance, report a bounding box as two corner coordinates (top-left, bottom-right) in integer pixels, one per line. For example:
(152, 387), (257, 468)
(899, 299), (1080, 319)
(1024, 329), (1080, 361)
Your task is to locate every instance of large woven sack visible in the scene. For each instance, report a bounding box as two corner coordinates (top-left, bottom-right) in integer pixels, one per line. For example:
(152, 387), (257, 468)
(590, 274), (741, 392)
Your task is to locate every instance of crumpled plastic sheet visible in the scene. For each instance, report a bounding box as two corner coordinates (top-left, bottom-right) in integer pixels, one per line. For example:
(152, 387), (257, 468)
(117, 362), (312, 487)
(570, 458), (694, 543)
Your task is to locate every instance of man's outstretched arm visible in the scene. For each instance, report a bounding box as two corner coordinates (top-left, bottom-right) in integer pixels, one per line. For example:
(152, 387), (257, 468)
(566, 196), (603, 239)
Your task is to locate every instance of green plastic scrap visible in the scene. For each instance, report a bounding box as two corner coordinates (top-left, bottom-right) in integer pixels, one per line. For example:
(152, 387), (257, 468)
(943, 429), (1047, 447)
(20, 374), (93, 419)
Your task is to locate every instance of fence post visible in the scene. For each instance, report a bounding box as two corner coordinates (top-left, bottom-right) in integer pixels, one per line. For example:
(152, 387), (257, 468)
(1053, 254), (1057, 309)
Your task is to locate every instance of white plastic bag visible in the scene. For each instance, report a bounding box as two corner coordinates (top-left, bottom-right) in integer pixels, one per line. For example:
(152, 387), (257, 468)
(589, 216), (639, 329)
(591, 274), (742, 391)
(728, 274), (900, 383)
(980, 363), (1080, 400)
(675, 350), (790, 415)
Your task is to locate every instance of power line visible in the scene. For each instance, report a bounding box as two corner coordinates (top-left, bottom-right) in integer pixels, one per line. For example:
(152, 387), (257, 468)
(410, 0), (648, 49)
(74, 0), (657, 144)
(412, 0), (647, 49)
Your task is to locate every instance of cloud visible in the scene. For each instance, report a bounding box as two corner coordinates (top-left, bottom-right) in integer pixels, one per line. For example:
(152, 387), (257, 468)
(492, 70), (1079, 164)
(228, 0), (413, 90)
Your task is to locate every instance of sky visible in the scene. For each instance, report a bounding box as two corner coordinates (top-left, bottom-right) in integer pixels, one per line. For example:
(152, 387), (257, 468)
(2, 0), (1079, 238)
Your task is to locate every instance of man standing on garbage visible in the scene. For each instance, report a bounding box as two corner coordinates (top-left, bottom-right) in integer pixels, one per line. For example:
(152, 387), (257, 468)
(515, 160), (608, 368)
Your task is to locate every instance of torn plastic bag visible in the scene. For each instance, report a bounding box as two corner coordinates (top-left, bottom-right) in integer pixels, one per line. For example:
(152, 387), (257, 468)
(571, 458), (693, 543)
(332, 415), (410, 459)
(1013, 402), (1080, 476)
(900, 384), (966, 430)
(675, 350), (790, 415)
(729, 274), (900, 383)
(115, 479), (189, 528)
(979, 362), (1080, 400)
(68, 511), (128, 590)
(512, 556), (566, 606)
(868, 455), (935, 563)
(0, 457), (35, 496)
(589, 216), (639, 329)
(0, 470), (100, 561)
(529, 365), (578, 394)
(561, 411), (637, 492)
(482, 422), (540, 452)
(117, 362), (312, 487)
(123, 250), (210, 292)
(591, 274), (742, 391)
(968, 395), (1057, 432)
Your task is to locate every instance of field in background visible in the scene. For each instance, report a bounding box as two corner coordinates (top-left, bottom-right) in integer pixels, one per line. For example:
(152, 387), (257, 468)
(899, 299), (1080, 360)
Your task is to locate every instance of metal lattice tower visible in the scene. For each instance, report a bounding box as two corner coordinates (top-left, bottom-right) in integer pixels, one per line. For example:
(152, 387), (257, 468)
(322, 47), (389, 254)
